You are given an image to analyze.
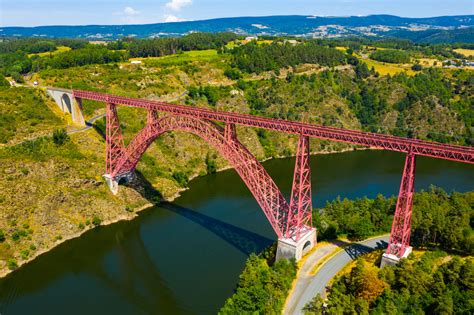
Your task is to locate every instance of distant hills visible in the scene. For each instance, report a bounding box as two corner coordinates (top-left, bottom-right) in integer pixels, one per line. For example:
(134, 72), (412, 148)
(1, 14), (473, 43)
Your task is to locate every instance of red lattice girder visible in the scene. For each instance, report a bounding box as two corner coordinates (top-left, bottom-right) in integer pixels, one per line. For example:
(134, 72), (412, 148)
(386, 153), (416, 259)
(114, 115), (289, 238)
(286, 135), (313, 241)
(224, 123), (237, 142)
(72, 89), (474, 242)
(73, 90), (474, 164)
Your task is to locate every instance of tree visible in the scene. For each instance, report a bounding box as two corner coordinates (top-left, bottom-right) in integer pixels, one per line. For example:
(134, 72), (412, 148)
(303, 294), (326, 314)
(92, 216), (102, 226)
(224, 68), (242, 80)
(355, 63), (370, 79)
(205, 153), (217, 174)
(7, 259), (18, 270)
(172, 171), (189, 187)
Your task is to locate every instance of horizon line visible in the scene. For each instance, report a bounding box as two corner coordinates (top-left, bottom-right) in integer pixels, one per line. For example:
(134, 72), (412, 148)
(1, 13), (472, 29)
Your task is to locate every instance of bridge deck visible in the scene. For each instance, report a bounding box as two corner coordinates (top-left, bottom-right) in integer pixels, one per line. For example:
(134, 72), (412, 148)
(72, 90), (474, 164)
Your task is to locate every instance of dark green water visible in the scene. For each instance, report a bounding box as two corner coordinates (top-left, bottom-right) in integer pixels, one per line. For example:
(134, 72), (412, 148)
(0, 150), (472, 315)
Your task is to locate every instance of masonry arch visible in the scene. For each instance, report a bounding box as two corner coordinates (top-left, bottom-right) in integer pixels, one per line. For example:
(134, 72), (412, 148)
(61, 93), (72, 113)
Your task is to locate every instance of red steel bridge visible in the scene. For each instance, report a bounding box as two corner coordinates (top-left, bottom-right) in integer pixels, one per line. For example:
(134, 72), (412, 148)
(72, 89), (474, 261)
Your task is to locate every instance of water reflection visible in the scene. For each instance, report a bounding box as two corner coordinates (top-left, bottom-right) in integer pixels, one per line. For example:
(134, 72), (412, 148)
(0, 213), (182, 315)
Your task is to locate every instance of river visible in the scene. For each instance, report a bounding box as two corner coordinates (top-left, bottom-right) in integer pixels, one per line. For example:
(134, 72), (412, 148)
(0, 150), (472, 314)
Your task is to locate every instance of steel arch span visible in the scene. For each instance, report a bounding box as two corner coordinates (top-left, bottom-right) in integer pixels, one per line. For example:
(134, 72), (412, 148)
(65, 89), (474, 262)
(105, 112), (312, 240)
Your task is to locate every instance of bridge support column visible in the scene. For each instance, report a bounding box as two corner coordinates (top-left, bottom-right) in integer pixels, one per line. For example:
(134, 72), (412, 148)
(276, 228), (316, 261)
(104, 101), (128, 194)
(277, 135), (316, 261)
(382, 153), (416, 267)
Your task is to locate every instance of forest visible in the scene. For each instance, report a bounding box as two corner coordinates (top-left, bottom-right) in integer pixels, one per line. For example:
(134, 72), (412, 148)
(0, 33), (237, 79)
(305, 251), (473, 314)
(127, 32), (238, 57)
(369, 49), (411, 64)
(219, 245), (297, 314)
(314, 188), (473, 255)
(233, 66), (473, 145)
(302, 185), (474, 314)
(229, 41), (346, 73)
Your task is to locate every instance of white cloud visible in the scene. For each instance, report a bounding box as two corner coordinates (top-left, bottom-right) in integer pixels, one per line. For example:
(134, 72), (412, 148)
(123, 6), (140, 16)
(163, 14), (185, 22)
(165, 0), (192, 11)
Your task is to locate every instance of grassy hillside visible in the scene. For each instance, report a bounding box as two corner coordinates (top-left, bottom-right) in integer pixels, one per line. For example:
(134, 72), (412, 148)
(0, 87), (64, 145)
(0, 88), (150, 275)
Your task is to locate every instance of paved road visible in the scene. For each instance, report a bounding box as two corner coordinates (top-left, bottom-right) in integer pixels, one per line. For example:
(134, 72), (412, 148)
(67, 113), (106, 134)
(285, 235), (389, 315)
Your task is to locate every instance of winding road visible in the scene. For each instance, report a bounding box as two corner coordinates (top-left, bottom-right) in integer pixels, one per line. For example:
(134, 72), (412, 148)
(284, 235), (389, 315)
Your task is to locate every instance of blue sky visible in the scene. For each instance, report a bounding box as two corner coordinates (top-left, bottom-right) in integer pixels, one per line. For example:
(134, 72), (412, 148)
(1, 0), (473, 27)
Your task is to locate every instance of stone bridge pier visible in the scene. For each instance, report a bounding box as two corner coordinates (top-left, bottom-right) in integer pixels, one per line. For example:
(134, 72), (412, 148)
(46, 87), (85, 126)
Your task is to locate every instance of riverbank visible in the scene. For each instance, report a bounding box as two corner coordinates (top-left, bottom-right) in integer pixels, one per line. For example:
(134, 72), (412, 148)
(0, 145), (365, 279)
(0, 203), (154, 278)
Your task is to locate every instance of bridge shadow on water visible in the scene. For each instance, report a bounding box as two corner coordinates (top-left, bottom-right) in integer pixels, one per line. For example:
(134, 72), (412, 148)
(161, 202), (274, 256)
(128, 171), (274, 256)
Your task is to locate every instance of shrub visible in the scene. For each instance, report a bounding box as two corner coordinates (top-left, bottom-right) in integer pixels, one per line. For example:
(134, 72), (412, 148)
(411, 64), (423, 71)
(7, 258), (18, 270)
(21, 250), (29, 260)
(52, 128), (69, 146)
(205, 153), (217, 174)
(11, 231), (20, 241)
(92, 216), (102, 226)
(172, 171), (189, 187)
(11, 72), (24, 83)
(224, 68), (242, 80)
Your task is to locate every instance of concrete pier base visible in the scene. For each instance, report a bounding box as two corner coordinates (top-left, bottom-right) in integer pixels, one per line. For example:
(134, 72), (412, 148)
(276, 228), (317, 261)
(380, 246), (412, 268)
(103, 172), (134, 195)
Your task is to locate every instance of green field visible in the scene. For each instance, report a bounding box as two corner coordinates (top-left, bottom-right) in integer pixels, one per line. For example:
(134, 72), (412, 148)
(27, 46), (71, 58)
(131, 49), (223, 66)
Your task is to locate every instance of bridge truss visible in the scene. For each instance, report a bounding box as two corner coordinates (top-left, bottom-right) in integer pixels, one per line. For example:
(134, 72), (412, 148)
(72, 89), (474, 260)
